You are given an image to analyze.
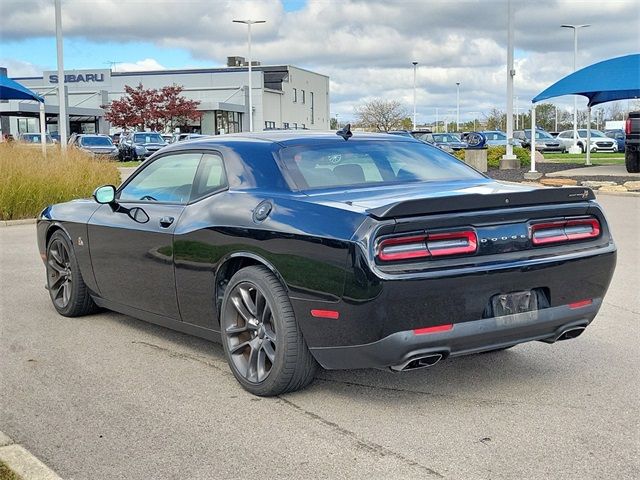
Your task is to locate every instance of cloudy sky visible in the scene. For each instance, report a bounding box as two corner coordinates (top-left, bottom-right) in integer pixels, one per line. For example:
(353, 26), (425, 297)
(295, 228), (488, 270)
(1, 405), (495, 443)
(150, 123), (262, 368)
(1, 0), (638, 123)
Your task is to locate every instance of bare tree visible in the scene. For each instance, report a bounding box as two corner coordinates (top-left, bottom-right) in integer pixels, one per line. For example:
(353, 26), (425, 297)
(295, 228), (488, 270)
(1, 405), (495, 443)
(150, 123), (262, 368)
(483, 108), (505, 131)
(354, 99), (408, 132)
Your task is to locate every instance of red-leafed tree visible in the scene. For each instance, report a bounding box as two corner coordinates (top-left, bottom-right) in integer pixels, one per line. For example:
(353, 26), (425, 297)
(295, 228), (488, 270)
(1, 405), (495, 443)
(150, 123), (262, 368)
(103, 83), (201, 131)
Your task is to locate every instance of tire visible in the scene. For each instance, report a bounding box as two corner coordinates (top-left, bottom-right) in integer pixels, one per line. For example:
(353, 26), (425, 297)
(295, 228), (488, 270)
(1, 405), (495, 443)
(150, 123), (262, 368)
(578, 142), (585, 153)
(46, 230), (97, 317)
(220, 266), (317, 396)
(625, 149), (640, 173)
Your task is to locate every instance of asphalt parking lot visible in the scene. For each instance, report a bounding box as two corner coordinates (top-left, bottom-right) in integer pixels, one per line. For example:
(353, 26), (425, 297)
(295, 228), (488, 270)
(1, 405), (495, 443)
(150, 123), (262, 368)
(1, 194), (638, 480)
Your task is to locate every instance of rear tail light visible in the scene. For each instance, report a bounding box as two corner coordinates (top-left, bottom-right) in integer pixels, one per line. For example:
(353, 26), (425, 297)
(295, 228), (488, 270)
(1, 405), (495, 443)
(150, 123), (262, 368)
(377, 230), (477, 262)
(625, 118), (632, 135)
(531, 217), (600, 246)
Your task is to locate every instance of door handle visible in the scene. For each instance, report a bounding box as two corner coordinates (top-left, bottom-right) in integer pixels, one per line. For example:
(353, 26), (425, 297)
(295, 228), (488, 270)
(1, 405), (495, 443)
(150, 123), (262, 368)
(159, 216), (175, 228)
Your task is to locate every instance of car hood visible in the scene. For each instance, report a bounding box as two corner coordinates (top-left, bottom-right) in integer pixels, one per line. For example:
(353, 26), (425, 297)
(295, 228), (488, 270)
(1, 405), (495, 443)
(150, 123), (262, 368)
(82, 146), (117, 153)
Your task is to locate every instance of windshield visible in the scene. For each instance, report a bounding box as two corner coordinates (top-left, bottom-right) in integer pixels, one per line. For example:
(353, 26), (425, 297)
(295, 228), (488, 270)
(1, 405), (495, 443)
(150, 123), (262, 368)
(21, 133), (53, 144)
(525, 130), (554, 139)
(578, 130), (606, 138)
(134, 133), (165, 144)
(279, 140), (484, 190)
(432, 134), (462, 143)
(80, 136), (113, 147)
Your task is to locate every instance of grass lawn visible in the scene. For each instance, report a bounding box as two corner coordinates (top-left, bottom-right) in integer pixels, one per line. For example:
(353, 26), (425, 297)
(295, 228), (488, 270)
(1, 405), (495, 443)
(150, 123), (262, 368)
(0, 460), (23, 480)
(117, 161), (143, 168)
(543, 152), (624, 165)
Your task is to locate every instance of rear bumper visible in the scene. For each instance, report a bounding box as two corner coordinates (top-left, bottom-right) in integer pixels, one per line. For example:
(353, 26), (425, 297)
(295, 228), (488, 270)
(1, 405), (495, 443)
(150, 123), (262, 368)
(310, 300), (600, 370)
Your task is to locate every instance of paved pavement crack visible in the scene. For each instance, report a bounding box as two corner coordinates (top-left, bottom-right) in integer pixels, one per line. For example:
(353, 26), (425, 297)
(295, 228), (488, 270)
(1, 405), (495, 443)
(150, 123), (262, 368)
(603, 301), (640, 316)
(277, 396), (443, 478)
(314, 377), (585, 410)
(131, 341), (230, 375)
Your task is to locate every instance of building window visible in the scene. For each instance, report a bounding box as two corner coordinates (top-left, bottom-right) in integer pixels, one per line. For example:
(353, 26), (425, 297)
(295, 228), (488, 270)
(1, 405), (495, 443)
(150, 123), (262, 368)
(310, 92), (314, 125)
(215, 110), (242, 134)
(301, 90), (305, 104)
(265, 121), (276, 130)
(293, 88), (297, 102)
(283, 122), (289, 129)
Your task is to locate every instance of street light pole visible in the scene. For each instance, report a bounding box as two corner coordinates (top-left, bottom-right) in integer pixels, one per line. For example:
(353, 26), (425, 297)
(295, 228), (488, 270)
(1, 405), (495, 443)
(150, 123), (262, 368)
(455, 82), (460, 131)
(561, 23), (590, 153)
(501, 0), (517, 168)
(54, 0), (67, 150)
(233, 19), (266, 132)
(412, 61), (418, 130)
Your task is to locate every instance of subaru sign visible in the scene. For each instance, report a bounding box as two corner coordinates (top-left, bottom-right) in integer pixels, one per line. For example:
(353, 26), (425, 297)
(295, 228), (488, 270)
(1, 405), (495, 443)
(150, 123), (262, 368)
(44, 69), (112, 88)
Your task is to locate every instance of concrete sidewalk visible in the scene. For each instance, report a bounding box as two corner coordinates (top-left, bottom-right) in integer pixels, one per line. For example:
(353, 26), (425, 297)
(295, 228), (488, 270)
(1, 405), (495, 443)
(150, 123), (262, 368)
(547, 164), (639, 177)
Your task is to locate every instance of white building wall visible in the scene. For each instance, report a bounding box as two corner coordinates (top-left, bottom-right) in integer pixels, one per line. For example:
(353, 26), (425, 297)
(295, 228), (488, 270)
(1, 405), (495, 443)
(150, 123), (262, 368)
(11, 65), (329, 135)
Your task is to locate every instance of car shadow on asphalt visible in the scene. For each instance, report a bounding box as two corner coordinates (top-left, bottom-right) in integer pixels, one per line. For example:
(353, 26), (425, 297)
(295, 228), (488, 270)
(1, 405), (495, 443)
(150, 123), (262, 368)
(102, 309), (580, 403)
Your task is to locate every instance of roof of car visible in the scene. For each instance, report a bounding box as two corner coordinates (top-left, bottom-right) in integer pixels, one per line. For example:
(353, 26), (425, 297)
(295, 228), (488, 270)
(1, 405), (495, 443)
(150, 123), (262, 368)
(163, 130), (417, 148)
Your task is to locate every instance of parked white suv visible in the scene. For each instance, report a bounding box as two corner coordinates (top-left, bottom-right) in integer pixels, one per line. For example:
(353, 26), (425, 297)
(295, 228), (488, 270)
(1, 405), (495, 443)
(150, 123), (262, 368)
(556, 129), (617, 153)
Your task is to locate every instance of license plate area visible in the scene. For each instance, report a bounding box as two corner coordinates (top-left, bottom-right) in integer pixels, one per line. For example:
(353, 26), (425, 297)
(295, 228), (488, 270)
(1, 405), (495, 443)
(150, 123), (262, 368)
(491, 290), (538, 317)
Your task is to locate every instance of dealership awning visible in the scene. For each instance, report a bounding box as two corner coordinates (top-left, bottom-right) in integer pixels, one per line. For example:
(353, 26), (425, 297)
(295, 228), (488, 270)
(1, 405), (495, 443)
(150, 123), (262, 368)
(528, 54), (640, 173)
(532, 53), (640, 107)
(0, 75), (44, 102)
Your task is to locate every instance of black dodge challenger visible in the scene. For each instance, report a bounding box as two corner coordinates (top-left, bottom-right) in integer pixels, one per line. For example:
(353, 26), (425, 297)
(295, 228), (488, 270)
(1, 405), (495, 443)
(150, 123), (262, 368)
(37, 129), (616, 396)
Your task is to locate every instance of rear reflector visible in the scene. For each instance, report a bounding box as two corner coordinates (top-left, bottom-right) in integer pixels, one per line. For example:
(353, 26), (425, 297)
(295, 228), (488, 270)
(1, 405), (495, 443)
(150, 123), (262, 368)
(568, 299), (593, 309)
(531, 217), (600, 246)
(311, 309), (340, 319)
(413, 324), (453, 335)
(377, 230), (477, 262)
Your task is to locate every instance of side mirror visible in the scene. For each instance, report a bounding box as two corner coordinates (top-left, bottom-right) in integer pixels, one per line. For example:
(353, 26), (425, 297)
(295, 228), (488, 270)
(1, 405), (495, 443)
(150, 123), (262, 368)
(93, 185), (116, 204)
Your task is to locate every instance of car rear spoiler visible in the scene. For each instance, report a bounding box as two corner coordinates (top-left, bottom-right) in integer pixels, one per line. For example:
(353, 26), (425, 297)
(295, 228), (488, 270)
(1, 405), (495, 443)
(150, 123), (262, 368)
(367, 187), (596, 219)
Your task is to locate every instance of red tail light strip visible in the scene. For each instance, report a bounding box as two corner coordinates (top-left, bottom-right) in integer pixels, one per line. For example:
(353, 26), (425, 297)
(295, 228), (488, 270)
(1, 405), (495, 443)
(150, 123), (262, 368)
(311, 309), (340, 319)
(568, 299), (593, 309)
(531, 218), (600, 246)
(377, 230), (477, 262)
(413, 324), (454, 335)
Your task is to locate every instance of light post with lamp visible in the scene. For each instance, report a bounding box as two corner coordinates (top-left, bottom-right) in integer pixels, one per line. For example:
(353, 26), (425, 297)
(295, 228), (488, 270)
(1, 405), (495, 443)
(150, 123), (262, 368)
(232, 19), (266, 132)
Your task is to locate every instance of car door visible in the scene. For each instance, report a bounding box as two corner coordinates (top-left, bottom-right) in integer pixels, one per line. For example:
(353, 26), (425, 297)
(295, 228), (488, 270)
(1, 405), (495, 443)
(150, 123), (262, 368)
(88, 151), (203, 318)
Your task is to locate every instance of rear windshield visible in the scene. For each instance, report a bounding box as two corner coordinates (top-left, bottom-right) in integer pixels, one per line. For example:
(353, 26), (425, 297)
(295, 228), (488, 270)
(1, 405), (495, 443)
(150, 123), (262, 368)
(80, 136), (113, 147)
(134, 133), (164, 144)
(278, 140), (484, 190)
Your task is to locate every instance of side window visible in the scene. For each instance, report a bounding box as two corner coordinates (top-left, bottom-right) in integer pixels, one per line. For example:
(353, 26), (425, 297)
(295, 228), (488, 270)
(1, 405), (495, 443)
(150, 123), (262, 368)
(191, 153), (228, 201)
(118, 152), (202, 204)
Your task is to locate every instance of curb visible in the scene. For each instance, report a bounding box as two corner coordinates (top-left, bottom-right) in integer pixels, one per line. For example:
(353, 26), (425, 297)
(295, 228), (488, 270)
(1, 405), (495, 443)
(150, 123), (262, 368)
(0, 431), (62, 480)
(0, 219), (37, 227)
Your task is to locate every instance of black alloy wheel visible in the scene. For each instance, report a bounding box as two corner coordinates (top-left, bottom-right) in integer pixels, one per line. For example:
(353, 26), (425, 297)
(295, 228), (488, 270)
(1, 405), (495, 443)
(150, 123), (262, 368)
(47, 236), (73, 310)
(46, 231), (97, 317)
(221, 266), (317, 396)
(224, 281), (277, 383)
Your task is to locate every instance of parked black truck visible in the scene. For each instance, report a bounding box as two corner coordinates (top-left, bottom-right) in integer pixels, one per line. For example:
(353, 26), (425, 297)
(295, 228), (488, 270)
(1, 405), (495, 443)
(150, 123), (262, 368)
(625, 111), (640, 173)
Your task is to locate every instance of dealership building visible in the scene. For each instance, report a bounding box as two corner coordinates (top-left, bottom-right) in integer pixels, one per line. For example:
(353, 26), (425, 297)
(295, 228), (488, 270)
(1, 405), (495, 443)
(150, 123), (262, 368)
(0, 58), (330, 137)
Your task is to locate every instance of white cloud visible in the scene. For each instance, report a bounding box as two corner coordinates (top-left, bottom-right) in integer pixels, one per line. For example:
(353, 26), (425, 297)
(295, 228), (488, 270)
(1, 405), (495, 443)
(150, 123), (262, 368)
(116, 58), (166, 72)
(0, 58), (44, 77)
(1, 0), (638, 121)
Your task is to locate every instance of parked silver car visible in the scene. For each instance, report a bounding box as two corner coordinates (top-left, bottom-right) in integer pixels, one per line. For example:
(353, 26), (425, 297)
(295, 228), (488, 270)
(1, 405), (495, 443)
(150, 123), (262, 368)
(555, 129), (617, 153)
(480, 130), (523, 147)
(69, 134), (119, 159)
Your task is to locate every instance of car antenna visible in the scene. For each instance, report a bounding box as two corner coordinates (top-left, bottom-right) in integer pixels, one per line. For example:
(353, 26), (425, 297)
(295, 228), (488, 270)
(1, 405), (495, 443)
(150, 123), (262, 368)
(336, 123), (353, 140)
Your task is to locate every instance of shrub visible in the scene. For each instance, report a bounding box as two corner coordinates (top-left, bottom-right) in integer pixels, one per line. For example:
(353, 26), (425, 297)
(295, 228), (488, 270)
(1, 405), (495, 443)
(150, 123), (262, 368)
(0, 144), (121, 220)
(454, 146), (531, 169)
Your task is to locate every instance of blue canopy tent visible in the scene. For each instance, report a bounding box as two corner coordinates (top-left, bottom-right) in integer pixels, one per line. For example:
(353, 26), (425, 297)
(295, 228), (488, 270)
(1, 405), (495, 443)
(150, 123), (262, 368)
(529, 53), (640, 171)
(0, 74), (48, 152)
(0, 75), (44, 103)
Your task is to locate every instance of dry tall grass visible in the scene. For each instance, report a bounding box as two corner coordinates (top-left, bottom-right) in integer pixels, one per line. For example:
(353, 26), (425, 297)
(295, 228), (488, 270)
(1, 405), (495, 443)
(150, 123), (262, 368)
(0, 144), (121, 220)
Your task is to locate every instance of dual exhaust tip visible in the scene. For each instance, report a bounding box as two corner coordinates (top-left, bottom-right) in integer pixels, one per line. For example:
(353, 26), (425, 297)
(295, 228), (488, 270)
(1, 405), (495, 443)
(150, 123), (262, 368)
(390, 353), (444, 372)
(391, 326), (587, 371)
